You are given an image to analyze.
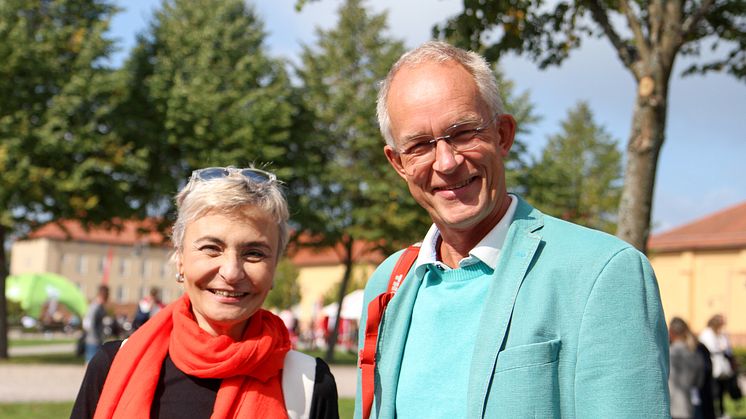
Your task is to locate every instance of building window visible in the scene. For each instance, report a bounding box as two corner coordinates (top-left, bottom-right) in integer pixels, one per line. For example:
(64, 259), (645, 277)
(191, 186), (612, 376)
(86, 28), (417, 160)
(141, 259), (149, 279)
(77, 255), (88, 274)
(119, 258), (129, 277)
(98, 256), (106, 273)
(115, 285), (128, 303)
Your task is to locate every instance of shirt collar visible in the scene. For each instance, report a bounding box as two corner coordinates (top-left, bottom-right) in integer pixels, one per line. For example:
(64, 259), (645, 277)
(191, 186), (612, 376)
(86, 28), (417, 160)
(414, 194), (517, 273)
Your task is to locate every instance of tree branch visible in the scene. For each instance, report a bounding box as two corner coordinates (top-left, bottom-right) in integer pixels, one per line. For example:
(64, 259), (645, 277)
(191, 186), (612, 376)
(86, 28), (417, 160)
(681, 0), (716, 38)
(620, 0), (651, 57)
(585, 0), (638, 70)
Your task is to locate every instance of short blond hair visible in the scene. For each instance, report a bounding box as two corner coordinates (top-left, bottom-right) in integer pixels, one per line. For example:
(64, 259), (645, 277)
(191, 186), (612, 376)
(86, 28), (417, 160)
(376, 41), (504, 149)
(171, 168), (289, 261)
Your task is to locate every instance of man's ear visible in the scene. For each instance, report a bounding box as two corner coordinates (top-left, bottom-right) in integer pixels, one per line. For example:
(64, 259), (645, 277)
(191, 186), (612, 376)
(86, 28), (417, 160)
(496, 114), (516, 157)
(384, 145), (408, 180)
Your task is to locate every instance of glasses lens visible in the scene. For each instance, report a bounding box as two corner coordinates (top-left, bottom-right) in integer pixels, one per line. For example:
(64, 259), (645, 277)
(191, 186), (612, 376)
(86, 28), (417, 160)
(194, 167), (229, 181)
(238, 169), (273, 183)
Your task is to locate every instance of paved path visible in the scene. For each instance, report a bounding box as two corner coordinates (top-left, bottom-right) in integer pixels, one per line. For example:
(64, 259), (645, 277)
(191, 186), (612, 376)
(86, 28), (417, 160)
(0, 344), (358, 402)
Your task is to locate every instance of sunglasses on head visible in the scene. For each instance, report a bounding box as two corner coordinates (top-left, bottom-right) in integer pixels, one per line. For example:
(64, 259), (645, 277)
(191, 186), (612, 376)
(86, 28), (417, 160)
(189, 167), (277, 184)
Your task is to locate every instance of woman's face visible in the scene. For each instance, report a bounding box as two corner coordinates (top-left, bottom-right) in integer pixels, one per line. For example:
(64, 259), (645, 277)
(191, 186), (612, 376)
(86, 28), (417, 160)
(178, 206), (279, 340)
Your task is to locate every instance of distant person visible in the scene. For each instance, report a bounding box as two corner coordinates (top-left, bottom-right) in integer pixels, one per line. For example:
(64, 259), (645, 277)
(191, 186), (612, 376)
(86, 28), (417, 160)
(131, 286), (165, 330)
(694, 340), (716, 419)
(82, 285), (109, 363)
(669, 317), (704, 419)
(72, 167), (338, 418)
(699, 314), (735, 417)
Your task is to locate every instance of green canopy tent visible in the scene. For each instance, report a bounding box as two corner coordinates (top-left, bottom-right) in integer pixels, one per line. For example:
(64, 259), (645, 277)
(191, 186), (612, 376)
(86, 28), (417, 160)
(5, 272), (88, 319)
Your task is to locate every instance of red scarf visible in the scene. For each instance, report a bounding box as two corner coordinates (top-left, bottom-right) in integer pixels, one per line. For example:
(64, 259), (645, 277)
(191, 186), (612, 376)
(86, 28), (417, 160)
(94, 294), (291, 419)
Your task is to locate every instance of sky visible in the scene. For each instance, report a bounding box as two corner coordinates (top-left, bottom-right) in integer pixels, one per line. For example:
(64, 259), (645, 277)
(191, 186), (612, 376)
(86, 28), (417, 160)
(107, 0), (746, 234)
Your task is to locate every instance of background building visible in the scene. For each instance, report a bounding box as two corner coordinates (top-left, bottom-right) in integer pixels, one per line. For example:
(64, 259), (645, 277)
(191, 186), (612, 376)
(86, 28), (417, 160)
(648, 201), (746, 346)
(9, 220), (385, 327)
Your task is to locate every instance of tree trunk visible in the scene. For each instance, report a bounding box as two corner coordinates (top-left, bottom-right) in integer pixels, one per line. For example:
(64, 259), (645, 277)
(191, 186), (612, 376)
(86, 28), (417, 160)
(616, 72), (670, 253)
(0, 226), (9, 359)
(324, 237), (355, 363)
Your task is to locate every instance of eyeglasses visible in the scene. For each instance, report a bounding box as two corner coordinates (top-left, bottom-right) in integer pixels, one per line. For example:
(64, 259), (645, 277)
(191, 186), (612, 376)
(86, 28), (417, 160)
(189, 167), (277, 184)
(397, 114), (499, 175)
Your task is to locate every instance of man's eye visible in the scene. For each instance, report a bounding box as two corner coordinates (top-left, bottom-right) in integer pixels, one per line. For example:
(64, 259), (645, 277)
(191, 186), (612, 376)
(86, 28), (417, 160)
(449, 127), (479, 142)
(404, 139), (433, 155)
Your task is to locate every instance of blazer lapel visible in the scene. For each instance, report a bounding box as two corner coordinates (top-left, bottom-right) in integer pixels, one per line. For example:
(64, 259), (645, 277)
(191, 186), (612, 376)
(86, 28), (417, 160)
(467, 197), (544, 418)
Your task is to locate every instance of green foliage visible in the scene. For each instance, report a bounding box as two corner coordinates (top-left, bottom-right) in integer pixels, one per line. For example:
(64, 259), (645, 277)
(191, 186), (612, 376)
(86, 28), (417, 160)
(118, 0), (301, 210)
(295, 0), (431, 255)
(494, 66), (541, 194)
(525, 102), (622, 233)
(263, 258), (301, 310)
(436, 0), (746, 79)
(0, 0), (152, 231)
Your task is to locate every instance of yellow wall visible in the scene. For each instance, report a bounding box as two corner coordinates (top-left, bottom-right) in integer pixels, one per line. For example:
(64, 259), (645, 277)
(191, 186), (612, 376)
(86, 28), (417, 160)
(650, 248), (746, 345)
(295, 263), (377, 328)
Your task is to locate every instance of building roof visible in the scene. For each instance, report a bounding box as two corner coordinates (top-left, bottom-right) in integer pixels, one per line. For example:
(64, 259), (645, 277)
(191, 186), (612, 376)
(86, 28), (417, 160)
(25, 219), (386, 266)
(287, 240), (386, 267)
(648, 201), (746, 252)
(27, 219), (169, 247)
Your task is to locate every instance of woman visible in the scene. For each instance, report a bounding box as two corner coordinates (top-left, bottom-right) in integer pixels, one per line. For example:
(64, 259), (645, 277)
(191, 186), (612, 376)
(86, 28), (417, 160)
(698, 314), (734, 418)
(668, 317), (704, 419)
(71, 167), (338, 418)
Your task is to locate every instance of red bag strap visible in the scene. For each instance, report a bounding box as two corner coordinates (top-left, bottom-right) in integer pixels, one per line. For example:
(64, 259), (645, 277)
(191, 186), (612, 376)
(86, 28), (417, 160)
(359, 244), (420, 419)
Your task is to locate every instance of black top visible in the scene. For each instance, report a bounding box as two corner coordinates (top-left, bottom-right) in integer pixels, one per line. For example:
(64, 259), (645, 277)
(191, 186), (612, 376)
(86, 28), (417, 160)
(71, 341), (339, 419)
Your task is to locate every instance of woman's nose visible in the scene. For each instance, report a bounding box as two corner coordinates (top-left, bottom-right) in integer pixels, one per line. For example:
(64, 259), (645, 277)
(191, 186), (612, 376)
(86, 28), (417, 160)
(218, 255), (245, 283)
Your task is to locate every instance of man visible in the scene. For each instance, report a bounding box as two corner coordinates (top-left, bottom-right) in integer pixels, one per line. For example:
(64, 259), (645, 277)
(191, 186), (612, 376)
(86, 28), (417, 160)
(82, 284), (109, 363)
(355, 41), (669, 418)
(132, 286), (164, 330)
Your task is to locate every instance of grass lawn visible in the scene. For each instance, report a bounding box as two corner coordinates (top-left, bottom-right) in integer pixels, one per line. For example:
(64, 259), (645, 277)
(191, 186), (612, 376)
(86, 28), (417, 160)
(9, 338), (77, 347)
(0, 402), (74, 419)
(0, 398), (356, 419)
(0, 353), (83, 365)
(0, 396), (742, 419)
(298, 349), (358, 366)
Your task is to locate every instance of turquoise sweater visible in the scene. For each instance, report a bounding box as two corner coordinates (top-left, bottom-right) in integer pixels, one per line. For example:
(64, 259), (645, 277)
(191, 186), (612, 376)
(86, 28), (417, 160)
(396, 262), (493, 418)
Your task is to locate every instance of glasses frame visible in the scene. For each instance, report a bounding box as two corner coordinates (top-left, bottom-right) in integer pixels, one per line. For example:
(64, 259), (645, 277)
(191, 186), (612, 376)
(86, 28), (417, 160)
(189, 167), (277, 184)
(397, 113), (500, 173)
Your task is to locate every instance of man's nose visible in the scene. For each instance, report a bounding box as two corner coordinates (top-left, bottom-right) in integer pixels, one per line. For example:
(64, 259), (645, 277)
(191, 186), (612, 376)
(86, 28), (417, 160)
(431, 139), (463, 173)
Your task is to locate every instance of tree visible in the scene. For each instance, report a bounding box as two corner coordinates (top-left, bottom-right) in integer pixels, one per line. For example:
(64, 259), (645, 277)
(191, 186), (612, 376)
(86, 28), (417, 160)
(264, 258), (301, 310)
(526, 101), (622, 233)
(295, 0), (431, 361)
(0, 0), (155, 358)
(118, 0), (302, 208)
(437, 0), (746, 252)
(494, 66), (541, 194)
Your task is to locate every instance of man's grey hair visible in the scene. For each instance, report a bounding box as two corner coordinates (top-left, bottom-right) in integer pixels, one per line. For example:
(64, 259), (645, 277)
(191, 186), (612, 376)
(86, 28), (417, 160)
(376, 41), (504, 149)
(171, 169), (289, 263)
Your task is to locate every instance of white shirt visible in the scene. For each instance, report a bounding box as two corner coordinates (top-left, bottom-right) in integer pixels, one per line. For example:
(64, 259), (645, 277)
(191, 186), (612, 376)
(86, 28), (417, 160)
(413, 194), (518, 274)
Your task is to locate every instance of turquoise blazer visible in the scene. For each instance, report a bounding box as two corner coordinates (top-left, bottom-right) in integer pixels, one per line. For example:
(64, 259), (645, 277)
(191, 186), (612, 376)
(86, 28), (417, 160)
(354, 197), (670, 418)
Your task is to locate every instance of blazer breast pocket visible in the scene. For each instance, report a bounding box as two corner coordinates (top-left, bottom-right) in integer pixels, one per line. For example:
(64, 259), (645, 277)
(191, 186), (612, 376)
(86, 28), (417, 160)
(484, 339), (561, 418)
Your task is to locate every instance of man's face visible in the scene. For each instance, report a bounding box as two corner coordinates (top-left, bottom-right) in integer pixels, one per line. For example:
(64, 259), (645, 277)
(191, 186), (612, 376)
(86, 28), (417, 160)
(384, 61), (515, 239)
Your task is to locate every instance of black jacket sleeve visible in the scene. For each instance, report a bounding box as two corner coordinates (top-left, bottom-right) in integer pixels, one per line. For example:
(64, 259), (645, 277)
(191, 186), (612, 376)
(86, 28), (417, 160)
(70, 340), (121, 419)
(310, 358), (340, 419)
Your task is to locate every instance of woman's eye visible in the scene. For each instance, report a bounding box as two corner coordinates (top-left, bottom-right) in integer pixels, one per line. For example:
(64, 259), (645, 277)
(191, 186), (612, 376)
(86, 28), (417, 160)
(244, 250), (267, 260)
(199, 245), (221, 255)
